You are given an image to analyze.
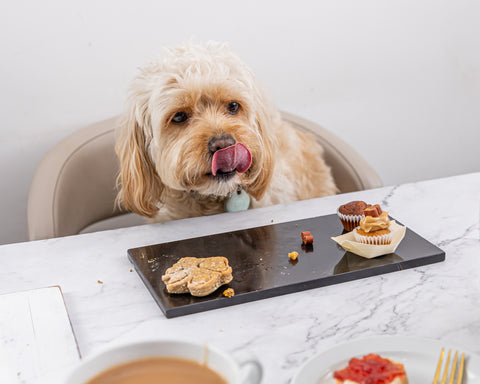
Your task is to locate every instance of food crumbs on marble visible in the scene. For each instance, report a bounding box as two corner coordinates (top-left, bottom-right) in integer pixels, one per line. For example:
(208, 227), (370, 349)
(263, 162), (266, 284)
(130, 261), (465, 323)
(223, 288), (235, 298)
(97, 280), (103, 284)
(129, 269), (133, 272)
(288, 251), (299, 261)
(271, 219), (274, 222)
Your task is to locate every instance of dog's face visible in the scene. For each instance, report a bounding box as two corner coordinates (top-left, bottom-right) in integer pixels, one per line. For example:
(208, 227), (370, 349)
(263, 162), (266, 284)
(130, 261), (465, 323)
(116, 42), (274, 217)
(153, 77), (262, 197)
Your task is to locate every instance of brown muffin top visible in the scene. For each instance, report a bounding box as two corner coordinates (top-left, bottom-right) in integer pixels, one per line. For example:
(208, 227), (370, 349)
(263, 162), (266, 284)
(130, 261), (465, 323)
(338, 201), (369, 216)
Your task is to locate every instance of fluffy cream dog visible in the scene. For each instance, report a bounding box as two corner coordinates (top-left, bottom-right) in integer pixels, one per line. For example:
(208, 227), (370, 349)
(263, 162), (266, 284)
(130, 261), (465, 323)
(115, 42), (337, 222)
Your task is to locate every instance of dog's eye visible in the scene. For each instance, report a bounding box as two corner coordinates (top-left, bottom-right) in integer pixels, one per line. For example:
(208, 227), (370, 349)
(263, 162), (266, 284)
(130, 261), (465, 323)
(227, 102), (240, 115)
(172, 111), (188, 124)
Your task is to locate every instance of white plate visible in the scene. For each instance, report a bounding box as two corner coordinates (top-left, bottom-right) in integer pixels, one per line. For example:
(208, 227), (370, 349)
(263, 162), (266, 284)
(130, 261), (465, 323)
(292, 336), (480, 384)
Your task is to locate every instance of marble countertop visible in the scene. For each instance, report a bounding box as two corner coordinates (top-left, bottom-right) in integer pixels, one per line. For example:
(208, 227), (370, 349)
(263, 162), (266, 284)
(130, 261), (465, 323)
(1, 172), (480, 383)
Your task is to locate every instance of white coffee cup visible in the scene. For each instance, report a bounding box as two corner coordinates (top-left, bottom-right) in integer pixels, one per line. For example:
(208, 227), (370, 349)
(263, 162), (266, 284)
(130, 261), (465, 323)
(62, 339), (262, 384)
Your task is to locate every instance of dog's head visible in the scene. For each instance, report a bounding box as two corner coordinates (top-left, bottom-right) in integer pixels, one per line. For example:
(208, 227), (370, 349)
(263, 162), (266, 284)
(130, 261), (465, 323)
(116, 42), (276, 217)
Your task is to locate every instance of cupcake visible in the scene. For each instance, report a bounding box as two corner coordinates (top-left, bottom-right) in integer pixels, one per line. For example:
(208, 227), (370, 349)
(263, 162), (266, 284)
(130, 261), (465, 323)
(353, 204), (393, 245)
(337, 201), (369, 231)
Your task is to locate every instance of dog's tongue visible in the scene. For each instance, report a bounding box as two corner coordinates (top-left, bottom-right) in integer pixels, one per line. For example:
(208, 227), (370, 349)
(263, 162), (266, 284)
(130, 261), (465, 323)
(211, 143), (252, 176)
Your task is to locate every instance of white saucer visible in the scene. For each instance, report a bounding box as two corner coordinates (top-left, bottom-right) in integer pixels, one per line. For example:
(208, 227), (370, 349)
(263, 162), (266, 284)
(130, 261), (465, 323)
(291, 336), (480, 383)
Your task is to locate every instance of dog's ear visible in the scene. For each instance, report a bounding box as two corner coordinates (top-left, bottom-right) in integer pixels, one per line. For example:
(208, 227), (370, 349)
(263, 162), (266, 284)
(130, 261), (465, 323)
(245, 107), (275, 201)
(115, 104), (163, 218)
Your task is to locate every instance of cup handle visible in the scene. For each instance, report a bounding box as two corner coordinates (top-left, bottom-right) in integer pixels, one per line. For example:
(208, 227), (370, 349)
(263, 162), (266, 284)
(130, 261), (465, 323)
(239, 358), (263, 384)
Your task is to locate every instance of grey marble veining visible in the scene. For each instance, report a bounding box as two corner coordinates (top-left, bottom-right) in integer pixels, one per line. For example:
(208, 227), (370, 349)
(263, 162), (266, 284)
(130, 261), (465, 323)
(0, 172), (479, 383)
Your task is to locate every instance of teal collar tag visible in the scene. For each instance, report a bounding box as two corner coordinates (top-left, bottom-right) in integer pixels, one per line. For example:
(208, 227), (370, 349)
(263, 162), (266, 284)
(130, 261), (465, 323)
(225, 188), (250, 212)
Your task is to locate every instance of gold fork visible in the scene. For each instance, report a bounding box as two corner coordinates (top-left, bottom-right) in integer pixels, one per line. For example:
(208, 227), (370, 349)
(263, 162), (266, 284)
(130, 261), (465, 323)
(433, 348), (465, 384)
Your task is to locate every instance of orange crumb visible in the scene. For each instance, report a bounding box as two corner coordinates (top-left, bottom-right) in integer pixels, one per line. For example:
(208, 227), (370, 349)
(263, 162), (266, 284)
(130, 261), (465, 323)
(223, 288), (235, 297)
(97, 280), (103, 284)
(288, 251), (299, 260)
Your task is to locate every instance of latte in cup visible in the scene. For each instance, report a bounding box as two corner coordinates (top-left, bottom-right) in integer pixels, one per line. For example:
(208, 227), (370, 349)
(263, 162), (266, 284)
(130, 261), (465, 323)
(86, 356), (226, 384)
(63, 340), (262, 384)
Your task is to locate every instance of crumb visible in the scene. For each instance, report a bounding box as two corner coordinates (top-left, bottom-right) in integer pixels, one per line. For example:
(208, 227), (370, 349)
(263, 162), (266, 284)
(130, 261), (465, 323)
(271, 219), (274, 222)
(295, 224), (298, 227)
(223, 288), (235, 297)
(219, 329), (223, 332)
(140, 254), (145, 259)
(147, 259), (153, 263)
(129, 269), (133, 272)
(288, 251), (299, 261)
(97, 280), (103, 284)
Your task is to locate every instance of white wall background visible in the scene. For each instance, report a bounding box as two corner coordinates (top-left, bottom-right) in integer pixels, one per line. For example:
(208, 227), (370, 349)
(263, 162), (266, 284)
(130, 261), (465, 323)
(1, 0), (479, 245)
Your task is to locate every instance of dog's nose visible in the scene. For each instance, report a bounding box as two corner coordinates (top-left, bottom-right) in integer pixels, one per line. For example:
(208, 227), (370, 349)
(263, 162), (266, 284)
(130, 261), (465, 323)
(208, 134), (236, 153)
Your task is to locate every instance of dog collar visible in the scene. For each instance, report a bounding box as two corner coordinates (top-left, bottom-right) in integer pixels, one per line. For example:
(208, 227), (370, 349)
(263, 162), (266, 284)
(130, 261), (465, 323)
(225, 187), (250, 212)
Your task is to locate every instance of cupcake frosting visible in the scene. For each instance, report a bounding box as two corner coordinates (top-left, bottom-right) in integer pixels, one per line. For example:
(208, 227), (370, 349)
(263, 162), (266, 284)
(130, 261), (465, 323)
(359, 211), (390, 233)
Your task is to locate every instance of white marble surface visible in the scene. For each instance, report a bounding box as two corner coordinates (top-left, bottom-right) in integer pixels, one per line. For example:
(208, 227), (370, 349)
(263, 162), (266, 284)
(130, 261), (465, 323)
(1, 173), (480, 383)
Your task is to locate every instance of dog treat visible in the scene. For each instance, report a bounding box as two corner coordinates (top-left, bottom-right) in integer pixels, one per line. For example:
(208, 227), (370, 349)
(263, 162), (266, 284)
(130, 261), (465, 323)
(363, 206), (379, 217)
(162, 257), (233, 297)
(223, 288), (235, 297)
(373, 204), (382, 215)
(301, 231), (310, 239)
(303, 235), (314, 244)
(364, 204), (382, 217)
(333, 353), (408, 384)
(301, 231), (314, 245)
(288, 251), (299, 261)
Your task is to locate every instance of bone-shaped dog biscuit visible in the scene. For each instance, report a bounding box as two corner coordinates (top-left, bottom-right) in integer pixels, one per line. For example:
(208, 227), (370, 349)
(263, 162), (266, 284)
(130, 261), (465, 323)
(162, 256), (233, 297)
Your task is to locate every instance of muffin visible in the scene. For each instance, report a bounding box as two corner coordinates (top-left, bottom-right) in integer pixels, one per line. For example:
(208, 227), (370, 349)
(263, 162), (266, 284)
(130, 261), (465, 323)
(337, 201), (369, 231)
(353, 204), (393, 245)
(334, 353), (408, 384)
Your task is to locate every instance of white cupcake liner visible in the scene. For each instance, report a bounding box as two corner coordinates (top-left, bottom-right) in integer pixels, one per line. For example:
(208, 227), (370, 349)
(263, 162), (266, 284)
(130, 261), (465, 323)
(353, 228), (394, 245)
(331, 221), (406, 259)
(336, 209), (365, 230)
(336, 209), (364, 223)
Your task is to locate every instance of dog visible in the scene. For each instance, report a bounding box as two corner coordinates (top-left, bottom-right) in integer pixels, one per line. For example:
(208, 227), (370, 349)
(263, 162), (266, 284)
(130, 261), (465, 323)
(115, 41), (337, 222)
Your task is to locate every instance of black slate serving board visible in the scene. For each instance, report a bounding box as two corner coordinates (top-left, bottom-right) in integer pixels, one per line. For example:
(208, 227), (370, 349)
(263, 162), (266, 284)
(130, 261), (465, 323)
(128, 214), (444, 318)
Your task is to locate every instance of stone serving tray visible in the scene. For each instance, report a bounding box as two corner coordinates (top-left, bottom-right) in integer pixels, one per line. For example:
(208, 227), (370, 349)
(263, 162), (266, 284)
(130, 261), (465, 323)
(128, 214), (444, 318)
